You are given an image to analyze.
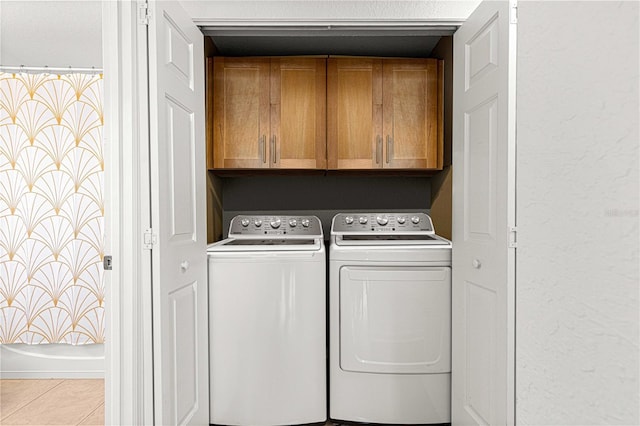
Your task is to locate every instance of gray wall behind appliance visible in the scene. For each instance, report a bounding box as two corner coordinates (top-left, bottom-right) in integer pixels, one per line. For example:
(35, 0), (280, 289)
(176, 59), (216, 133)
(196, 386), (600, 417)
(0, 1), (102, 67)
(221, 175), (431, 238)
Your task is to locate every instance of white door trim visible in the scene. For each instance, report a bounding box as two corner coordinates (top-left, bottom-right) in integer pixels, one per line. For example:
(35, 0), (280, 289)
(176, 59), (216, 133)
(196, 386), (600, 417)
(103, 1), (154, 424)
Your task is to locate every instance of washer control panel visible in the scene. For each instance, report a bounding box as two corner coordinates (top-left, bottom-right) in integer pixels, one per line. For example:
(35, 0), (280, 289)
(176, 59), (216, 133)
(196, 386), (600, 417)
(229, 215), (322, 238)
(332, 212), (434, 234)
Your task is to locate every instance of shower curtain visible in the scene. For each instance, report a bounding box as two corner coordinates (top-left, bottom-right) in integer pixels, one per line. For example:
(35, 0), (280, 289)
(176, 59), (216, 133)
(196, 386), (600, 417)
(0, 72), (104, 345)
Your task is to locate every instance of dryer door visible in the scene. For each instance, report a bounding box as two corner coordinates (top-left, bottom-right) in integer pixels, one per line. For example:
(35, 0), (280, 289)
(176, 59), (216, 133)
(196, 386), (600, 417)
(340, 266), (451, 374)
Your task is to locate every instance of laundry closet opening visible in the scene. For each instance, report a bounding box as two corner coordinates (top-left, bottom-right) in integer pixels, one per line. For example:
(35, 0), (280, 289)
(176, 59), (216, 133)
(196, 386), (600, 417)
(200, 28), (454, 241)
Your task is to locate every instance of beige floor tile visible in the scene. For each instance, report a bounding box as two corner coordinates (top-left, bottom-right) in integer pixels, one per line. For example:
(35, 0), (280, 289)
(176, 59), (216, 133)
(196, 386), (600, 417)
(1, 379), (104, 425)
(78, 403), (104, 426)
(0, 379), (64, 421)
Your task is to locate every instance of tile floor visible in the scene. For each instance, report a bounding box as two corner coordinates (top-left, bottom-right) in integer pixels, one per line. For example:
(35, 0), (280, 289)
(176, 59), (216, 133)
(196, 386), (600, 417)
(0, 381), (341, 426)
(0, 379), (104, 425)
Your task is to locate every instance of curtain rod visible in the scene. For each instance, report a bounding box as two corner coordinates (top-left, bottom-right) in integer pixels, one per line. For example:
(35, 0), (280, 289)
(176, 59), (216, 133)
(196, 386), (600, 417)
(0, 65), (103, 74)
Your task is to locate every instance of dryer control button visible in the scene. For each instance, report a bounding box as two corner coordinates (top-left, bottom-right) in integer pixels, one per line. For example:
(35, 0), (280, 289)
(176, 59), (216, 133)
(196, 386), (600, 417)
(397, 216), (406, 225)
(359, 216), (368, 224)
(411, 216), (420, 224)
(345, 216), (354, 225)
(270, 219), (281, 229)
(254, 219), (263, 227)
(376, 215), (389, 226)
(301, 218), (311, 228)
(289, 219), (297, 227)
(241, 218), (250, 227)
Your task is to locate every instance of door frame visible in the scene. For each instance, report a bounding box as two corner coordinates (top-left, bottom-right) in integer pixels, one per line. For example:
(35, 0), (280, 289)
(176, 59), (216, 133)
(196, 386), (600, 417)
(103, 1), (154, 424)
(102, 3), (516, 422)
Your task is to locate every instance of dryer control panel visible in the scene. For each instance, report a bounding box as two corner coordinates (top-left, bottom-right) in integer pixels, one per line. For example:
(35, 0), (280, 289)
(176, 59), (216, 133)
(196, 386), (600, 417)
(229, 215), (323, 238)
(332, 212), (434, 234)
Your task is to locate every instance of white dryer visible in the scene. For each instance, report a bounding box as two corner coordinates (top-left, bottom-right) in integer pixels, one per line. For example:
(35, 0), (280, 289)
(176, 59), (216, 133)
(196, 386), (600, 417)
(329, 212), (452, 424)
(208, 215), (326, 426)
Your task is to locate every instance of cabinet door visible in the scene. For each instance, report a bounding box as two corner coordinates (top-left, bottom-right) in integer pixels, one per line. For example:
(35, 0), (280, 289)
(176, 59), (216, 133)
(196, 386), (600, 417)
(382, 59), (443, 169)
(327, 58), (383, 169)
(206, 57), (215, 169)
(271, 58), (326, 169)
(213, 57), (270, 168)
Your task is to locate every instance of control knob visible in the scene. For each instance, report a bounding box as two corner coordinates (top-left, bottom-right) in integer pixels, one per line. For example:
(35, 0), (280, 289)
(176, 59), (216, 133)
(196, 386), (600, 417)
(359, 216), (368, 224)
(345, 216), (354, 225)
(411, 216), (420, 224)
(241, 218), (250, 227)
(376, 215), (389, 226)
(270, 219), (281, 229)
(254, 219), (262, 227)
(301, 218), (311, 228)
(397, 216), (406, 225)
(289, 219), (297, 227)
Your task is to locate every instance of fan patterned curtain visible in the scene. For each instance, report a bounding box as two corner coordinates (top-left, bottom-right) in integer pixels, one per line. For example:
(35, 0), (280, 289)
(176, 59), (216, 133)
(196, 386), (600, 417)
(0, 72), (104, 344)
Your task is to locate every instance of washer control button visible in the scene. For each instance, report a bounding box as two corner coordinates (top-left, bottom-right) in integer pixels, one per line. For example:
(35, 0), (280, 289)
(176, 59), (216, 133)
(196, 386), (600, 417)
(289, 219), (297, 227)
(254, 219), (263, 227)
(241, 218), (250, 227)
(345, 216), (354, 225)
(376, 215), (389, 226)
(359, 216), (368, 224)
(301, 218), (311, 228)
(397, 216), (406, 225)
(411, 216), (420, 224)
(270, 219), (281, 229)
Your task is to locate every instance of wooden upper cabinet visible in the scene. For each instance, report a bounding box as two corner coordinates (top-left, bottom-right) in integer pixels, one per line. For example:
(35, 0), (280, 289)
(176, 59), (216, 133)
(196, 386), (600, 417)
(327, 57), (443, 170)
(213, 57), (270, 168)
(211, 57), (326, 169)
(271, 58), (326, 169)
(327, 58), (383, 169)
(383, 59), (443, 169)
(211, 56), (443, 171)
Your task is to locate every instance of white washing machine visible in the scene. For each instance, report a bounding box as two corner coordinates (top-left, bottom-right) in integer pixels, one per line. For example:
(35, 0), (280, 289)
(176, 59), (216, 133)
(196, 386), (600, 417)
(208, 215), (326, 426)
(329, 212), (452, 424)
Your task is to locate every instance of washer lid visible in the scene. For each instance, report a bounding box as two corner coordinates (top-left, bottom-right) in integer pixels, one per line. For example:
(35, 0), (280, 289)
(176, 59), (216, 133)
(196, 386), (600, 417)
(221, 239), (316, 246)
(207, 238), (323, 252)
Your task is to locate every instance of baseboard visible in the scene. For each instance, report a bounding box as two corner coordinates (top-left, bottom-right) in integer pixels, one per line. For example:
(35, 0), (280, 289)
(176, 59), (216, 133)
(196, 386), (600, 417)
(0, 344), (105, 379)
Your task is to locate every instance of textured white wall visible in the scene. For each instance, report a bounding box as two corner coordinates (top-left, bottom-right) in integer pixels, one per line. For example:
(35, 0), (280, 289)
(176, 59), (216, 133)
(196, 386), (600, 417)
(180, 0), (480, 24)
(516, 2), (639, 424)
(0, 1), (102, 67)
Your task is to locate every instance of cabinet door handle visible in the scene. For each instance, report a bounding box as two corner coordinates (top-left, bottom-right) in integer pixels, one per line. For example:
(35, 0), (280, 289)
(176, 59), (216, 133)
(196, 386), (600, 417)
(260, 135), (266, 163)
(271, 135), (277, 164)
(386, 136), (393, 164)
(376, 135), (382, 164)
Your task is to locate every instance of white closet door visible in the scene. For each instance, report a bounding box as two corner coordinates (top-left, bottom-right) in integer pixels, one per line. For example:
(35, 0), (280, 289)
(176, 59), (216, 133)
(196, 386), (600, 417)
(147, 1), (208, 424)
(452, 1), (517, 425)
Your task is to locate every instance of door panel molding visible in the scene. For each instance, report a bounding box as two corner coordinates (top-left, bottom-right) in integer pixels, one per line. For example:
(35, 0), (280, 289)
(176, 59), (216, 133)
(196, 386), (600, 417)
(169, 281), (200, 425)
